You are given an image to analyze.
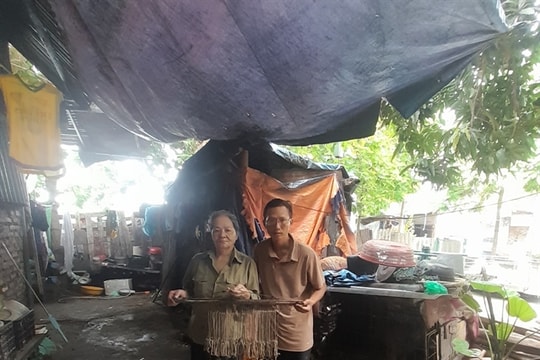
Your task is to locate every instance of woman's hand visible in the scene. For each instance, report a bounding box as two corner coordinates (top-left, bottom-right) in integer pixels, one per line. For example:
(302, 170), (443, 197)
(167, 289), (188, 306)
(227, 284), (252, 300)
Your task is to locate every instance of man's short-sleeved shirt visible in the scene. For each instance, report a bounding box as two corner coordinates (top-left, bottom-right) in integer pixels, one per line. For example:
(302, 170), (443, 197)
(254, 237), (325, 352)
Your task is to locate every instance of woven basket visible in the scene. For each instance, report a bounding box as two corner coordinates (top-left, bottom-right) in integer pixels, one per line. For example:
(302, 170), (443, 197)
(358, 240), (416, 268)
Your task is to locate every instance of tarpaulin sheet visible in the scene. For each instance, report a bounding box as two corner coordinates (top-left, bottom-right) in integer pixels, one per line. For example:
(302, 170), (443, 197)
(67, 111), (154, 166)
(49, 0), (507, 145)
(243, 167), (356, 255)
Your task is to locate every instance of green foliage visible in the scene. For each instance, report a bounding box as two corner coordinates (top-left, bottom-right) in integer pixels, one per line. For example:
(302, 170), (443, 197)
(522, 157), (540, 192)
(460, 292), (481, 312)
(148, 139), (204, 169)
(381, 0), (540, 197)
(287, 126), (417, 217)
(8, 45), (48, 88)
(28, 175), (47, 201)
(455, 281), (538, 360)
(70, 184), (93, 209)
(170, 139), (205, 166)
(452, 338), (483, 358)
(506, 296), (537, 322)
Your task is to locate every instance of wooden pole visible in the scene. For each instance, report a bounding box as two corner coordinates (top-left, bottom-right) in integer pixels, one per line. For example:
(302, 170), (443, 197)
(491, 188), (504, 255)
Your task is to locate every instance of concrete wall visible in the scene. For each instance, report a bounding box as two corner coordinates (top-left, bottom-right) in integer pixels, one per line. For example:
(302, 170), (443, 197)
(0, 203), (27, 305)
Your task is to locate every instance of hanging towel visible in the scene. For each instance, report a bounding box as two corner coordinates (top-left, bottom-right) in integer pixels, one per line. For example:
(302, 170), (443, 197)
(0, 75), (64, 176)
(61, 212), (74, 275)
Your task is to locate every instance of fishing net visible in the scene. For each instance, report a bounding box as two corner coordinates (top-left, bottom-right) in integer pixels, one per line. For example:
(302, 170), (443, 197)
(203, 300), (285, 359)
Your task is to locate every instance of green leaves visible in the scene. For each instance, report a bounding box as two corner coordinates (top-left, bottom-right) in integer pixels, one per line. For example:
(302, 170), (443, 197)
(460, 292), (481, 312)
(461, 280), (538, 359)
(495, 322), (513, 341)
(470, 281), (508, 297)
(9, 44), (48, 89)
(452, 338), (483, 358)
(506, 296), (537, 322)
(382, 0), (540, 194)
(287, 126), (417, 217)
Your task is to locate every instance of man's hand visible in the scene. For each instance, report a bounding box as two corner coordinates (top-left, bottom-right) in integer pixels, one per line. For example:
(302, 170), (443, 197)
(227, 284), (252, 300)
(167, 289), (188, 306)
(294, 298), (315, 313)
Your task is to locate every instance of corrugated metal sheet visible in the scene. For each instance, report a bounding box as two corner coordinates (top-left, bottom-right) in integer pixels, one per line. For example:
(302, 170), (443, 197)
(0, 113), (28, 205)
(0, 0), (89, 106)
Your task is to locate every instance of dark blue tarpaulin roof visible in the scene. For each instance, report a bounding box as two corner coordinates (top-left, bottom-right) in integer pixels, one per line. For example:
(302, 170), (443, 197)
(46, 0), (507, 145)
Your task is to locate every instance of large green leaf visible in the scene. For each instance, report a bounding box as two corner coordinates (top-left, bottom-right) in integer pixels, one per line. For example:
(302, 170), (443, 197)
(470, 281), (507, 298)
(451, 338), (483, 357)
(507, 296), (537, 322)
(461, 292), (481, 312)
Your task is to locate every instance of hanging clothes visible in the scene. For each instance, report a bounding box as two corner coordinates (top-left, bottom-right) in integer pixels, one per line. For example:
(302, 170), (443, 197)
(60, 212), (74, 275)
(143, 206), (161, 237)
(242, 167), (358, 255)
(0, 75), (64, 176)
(30, 200), (50, 274)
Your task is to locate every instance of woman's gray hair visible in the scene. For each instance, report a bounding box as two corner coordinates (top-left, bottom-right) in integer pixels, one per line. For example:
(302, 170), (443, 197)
(208, 210), (240, 232)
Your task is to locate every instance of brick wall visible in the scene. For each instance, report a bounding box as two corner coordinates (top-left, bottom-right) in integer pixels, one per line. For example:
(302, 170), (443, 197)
(0, 203), (27, 305)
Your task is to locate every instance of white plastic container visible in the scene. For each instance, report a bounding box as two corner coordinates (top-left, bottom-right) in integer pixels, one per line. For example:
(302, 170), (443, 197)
(104, 279), (133, 296)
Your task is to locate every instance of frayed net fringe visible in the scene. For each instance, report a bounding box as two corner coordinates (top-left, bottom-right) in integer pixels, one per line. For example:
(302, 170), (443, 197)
(205, 307), (278, 359)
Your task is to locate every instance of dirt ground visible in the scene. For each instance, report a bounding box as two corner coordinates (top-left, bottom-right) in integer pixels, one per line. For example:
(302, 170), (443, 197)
(29, 289), (402, 360)
(34, 291), (190, 360)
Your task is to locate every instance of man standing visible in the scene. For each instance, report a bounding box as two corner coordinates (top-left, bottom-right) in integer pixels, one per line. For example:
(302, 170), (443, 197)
(254, 198), (326, 360)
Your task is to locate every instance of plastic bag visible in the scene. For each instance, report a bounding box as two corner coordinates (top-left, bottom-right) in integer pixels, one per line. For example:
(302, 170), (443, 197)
(424, 281), (448, 295)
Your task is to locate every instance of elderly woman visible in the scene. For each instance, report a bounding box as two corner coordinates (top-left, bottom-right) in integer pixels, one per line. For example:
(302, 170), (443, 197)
(168, 210), (260, 360)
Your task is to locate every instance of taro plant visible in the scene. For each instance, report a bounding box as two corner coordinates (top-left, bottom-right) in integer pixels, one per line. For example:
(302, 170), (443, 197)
(453, 281), (538, 360)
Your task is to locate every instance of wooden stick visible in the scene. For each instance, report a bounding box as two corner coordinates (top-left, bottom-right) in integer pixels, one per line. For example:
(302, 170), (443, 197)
(180, 299), (299, 305)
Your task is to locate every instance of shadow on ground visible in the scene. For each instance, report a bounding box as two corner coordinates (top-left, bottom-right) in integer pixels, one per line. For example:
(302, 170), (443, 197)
(34, 292), (190, 360)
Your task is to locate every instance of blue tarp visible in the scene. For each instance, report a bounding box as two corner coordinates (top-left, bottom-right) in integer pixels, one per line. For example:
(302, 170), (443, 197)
(49, 0), (507, 144)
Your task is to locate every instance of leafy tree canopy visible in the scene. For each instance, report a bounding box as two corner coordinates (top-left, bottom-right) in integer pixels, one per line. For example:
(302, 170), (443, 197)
(287, 126), (417, 217)
(381, 0), (540, 192)
(286, 0), (540, 217)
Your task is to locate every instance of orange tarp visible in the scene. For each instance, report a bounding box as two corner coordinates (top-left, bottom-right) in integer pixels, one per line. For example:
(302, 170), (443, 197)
(336, 200), (357, 255)
(242, 167), (357, 256)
